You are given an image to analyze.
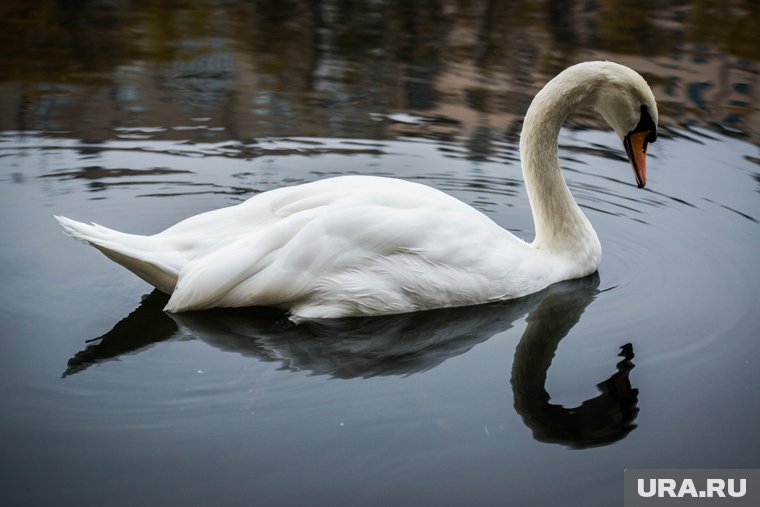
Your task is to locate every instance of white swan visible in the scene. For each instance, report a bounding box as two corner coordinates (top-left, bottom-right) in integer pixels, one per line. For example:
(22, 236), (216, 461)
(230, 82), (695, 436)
(56, 61), (658, 319)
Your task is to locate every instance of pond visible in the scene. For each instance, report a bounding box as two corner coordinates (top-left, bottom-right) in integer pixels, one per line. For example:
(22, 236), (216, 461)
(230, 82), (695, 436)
(1, 1), (759, 506)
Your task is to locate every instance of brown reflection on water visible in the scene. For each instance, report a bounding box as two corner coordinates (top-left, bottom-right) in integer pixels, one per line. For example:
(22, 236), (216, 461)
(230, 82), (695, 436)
(1, 0), (757, 142)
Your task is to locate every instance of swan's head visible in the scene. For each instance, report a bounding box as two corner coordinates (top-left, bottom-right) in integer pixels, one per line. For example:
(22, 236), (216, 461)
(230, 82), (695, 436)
(590, 62), (658, 188)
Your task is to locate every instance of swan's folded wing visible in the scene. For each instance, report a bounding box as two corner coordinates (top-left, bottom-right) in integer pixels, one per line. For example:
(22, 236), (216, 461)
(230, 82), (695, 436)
(164, 228), (290, 312)
(163, 211), (330, 312)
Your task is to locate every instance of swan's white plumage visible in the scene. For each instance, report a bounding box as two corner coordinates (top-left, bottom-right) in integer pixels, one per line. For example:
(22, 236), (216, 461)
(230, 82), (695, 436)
(56, 61), (657, 319)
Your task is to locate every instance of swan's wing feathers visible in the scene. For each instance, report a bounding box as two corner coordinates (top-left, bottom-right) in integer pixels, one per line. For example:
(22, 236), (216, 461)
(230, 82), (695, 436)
(164, 202), (443, 313)
(161, 175), (522, 315)
(163, 216), (300, 312)
(271, 189), (344, 218)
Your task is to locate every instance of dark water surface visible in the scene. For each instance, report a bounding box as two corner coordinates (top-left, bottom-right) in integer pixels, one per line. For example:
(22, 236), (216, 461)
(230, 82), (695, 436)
(1, 2), (759, 506)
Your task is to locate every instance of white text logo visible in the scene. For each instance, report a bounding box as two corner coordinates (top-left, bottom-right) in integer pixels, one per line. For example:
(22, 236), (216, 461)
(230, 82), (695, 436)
(637, 478), (746, 498)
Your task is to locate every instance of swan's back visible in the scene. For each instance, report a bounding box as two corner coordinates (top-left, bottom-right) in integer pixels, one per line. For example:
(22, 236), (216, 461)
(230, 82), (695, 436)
(59, 176), (535, 318)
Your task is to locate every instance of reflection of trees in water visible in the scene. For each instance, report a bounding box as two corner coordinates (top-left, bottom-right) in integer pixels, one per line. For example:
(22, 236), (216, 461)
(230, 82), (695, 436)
(0, 0), (213, 80)
(64, 274), (639, 448)
(2, 0), (756, 75)
(0, 0), (756, 139)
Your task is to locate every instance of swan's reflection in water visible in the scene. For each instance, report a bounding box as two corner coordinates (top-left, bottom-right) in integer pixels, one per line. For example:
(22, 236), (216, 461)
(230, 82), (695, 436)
(64, 273), (637, 448)
(511, 282), (638, 448)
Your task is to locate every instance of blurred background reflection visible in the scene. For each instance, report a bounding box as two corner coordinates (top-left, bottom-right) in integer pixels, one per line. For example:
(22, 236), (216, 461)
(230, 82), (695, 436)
(1, 0), (757, 145)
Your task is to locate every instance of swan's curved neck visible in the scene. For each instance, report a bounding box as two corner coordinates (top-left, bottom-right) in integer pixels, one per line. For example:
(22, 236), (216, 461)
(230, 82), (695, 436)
(519, 71), (599, 254)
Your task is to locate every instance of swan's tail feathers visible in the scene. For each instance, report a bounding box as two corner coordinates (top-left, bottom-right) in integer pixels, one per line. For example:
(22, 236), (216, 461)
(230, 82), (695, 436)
(54, 215), (179, 294)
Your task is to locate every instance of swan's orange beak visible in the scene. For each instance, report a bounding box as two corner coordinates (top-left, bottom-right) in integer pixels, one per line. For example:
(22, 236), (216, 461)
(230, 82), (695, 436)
(623, 130), (652, 189)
